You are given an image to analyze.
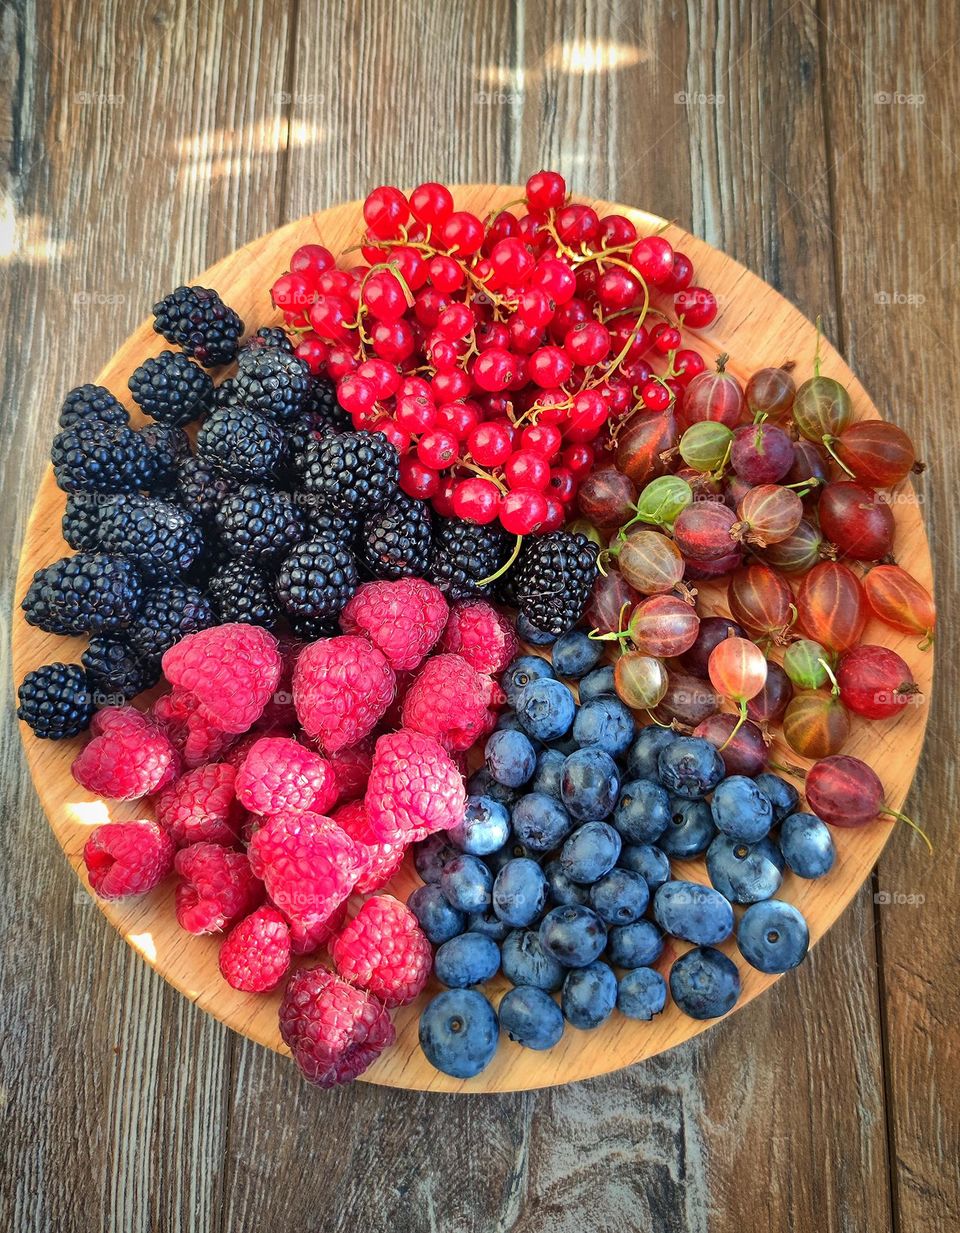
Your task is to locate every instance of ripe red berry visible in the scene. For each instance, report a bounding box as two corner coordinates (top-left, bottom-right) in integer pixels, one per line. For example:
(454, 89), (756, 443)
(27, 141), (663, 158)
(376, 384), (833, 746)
(548, 466), (577, 504)
(290, 244), (335, 281)
(564, 321), (611, 365)
(356, 357), (400, 397)
(452, 477), (501, 524)
(476, 321), (510, 352)
(468, 421), (513, 466)
(528, 345), (572, 388)
(504, 449), (550, 491)
(530, 256), (577, 304)
(294, 335), (328, 374)
(436, 400), (480, 439)
(562, 442), (594, 476)
(516, 287), (554, 328)
(555, 203), (600, 247)
(395, 394), (436, 434)
(652, 323), (682, 354)
(363, 186), (409, 239)
(675, 286), (718, 328)
(500, 487), (549, 534)
(440, 211), (484, 256)
(308, 294), (353, 342)
(489, 237), (535, 287)
(435, 302), (475, 341)
(338, 374), (378, 415)
(641, 380), (672, 411)
(596, 268), (640, 311)
(431, 369), (471, 402)
(399, 454), (440, 499)
(472, 347), (516, 392)
(630, 235), (675, 285)
(409, 181), (454, 226)
(361, 270), (407, 321)
(426, 254), (464, 292)
(520, 422), (562, 458)
(370, 319), (416, 362)
(417, 429), (460, 470)
(662, 250), (694, 292)
(525, 170), (567, 212)
(271, 272), (315, 314)
(674, 348), (706, 384)
(598, 214), (638, 247)
(566, 389), (608, 441)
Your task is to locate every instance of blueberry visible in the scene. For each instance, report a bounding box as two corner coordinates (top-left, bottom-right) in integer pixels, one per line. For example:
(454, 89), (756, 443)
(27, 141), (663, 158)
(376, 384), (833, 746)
(441, 853), (494, 913)
(618, 843), (671, 891)
(414, 833), (459, 884)
(512, 792), (573, 852)
(516, 614), (557, 645)
(449, 795), (512, 856)
(419, 989), (500, 1078)
(530, 747), (565, 798)
(502, 654), (554, 705)
(516, 677), (576, 742)
(617, 967), (667, 1021)
(494, 711), (525, 732)
(492, 858), (549, 927)
(657, 736), (724, 799)
(539, 904), (607, 967)
(499, 986), (565, 1049)
(408, 883), (466, 944)
(607, 919), (664, 968)
(779, 812), (836, 879)
(434, 932), (501, 988)
(578, 664), (616, 702)
(571, 697), (634, 759)
(710, 775), (774, 842)
(486, 837), (540, 874)
(501, 929), (564, 990)
(588, 867), (649, 925)
(612, 778), (672, 843)
(485, 729), (537, 788)
(753, 772), (801, 822)
(658, 797), (717, 858)
(706, 834), (784, 904)
(561, 960), (617, 1028)
(653, 880), (734, 945)
(467, 767), (519, 808)
(544, 859), (590, 907)
(560, 747), (620, 821)
(560, 821), (621, 884)
(625, 725), (676, 781)
(737, 899), (809, 972)
(467, 908), (512, 942)
(669, 946), (741, 1019)
(552, 629), (603, 678)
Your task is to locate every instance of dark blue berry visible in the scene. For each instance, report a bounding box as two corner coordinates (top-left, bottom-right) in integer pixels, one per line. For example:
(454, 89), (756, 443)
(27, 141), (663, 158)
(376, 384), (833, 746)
(551, 630), (603, 678)
(779, 812), (836, 879)
(658, 797), (717, 858)
(588, 868), (649, 925)
(618, 844), (671, 892)
(559, 821), (622, 884)
(578, 664), (616, 702)
(492, 858), (549, 927)
(543, 859), (590, 907)
(607, 919), (664, 968)
(653, 880), (734, 945)
(408, 883), (466, 944)
(511, 792), (573, 853)
(706, 835), (784, 904)
(530, 748), (565, 798)
(419, 989), (499, 1079)
(658, 736), (725, 799)
(516, 677), (576, 742)
(499, 986), (564, 1049)
(560, 747), (620, 821)
(571, 696), (634, 759)
(500, 929), (564, 991)
(539, 905), (607, 967)
(440, 854), (494, 914)
(612, 778), (672, 844)
(625, 725), (676, 781)
(467, 767), (520, 808)
(737, 900), (809, 973)
(413, 834), (459, 884)
(501, 655), (554, 706)
(434, 932), (501, 988)
(617, 967), (667, 1020)
(561, 960), (617, 1028)
(710, 775), (774, 842)
(516, 614), (557, 645)
(753, 772), (801, 822)
(669, 946), (741, 1019)
(467, 909), (512, 942)
(449, 796), (511, 856)
(484, 729), (536, 788)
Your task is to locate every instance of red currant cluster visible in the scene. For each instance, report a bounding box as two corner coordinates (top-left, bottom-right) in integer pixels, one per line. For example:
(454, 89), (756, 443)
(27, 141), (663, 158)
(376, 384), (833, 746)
(270, 172), (719, 535)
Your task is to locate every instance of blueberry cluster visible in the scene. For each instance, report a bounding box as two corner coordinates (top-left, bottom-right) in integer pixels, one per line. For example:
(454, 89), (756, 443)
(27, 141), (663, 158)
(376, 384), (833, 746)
(412, 632), (831, 1080)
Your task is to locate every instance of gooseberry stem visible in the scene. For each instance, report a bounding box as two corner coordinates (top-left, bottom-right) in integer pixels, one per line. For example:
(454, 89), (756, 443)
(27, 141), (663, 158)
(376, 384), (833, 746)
(881, 807), (933, 854)
(717, 700), (747, 751)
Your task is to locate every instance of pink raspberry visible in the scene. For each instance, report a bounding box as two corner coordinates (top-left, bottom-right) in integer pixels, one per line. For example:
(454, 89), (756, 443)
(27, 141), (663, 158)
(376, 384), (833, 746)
(440, 599), (519, 674)
(152, 687), (236, 768)
(379, 668), (413, 731)
(340, 578), (448, 671)
(279, 967), (395, 1088)
(173, 842), (264, 934)
(154, 762), (244, 848)
(331, 894), (432, 1008)
(248, 811), (362, 930)
(333, 799), (407, 894)
(365, 729), (467, 843)
(72, 706), (179, 800)
(235, 736), (338, 816)
(401, 654), (502, 752)
(83, 820), (175, 899)
(293, 636), (394, 753)
(219, 906), (291, 993)
(162, 623), (282, 734)
(324, 739), (373, 803)
(252, 635), (303, 731)
(288, 902), (348, 956)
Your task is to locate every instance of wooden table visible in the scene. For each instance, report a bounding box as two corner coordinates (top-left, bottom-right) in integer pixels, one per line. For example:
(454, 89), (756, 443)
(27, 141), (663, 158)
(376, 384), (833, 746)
(1, 2), (956, 1229)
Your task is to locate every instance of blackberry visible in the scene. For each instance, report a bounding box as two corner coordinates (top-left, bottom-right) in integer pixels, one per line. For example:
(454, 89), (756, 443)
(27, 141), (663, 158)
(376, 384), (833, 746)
(98, 495), (204, 581)
(51, 421), (152, 494)
(359, 493), (432, 579)
(276, 538), (358, 627)
(211, 377), (237, 410)
(58, 384), (130, 430)
(196, 407), (285, 481)
(300, 497), (359, 542)
(22, 553), (143, 635)
(304, 377), (350, 431)
(62, 492), (106, 550)
(176, 455), (234, 525)
(301, 431), (398, 514)
(512, 531), (600, 636)
(286, 410), (339, 479)
(234, 346), (310, 423)
(428, 517), (511, 599)
(128, 350), (213, 425)
(138, 423), (191, 493)
(17, 663), (94, 740)
(240, 326), (295, 356)
(208, 558), (281, 627)
(126, 583), (216, 662)
(152, 285), (244, 366)
(82, 636), (161, 703)
(215, 484), (307, 562)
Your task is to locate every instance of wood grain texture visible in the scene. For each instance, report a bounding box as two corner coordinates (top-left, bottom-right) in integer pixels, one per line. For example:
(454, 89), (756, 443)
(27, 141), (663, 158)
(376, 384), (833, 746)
(1, 0), (956, 1229)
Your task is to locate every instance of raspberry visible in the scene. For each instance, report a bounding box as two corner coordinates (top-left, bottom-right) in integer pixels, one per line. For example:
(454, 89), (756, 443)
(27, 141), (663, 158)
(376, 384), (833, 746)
(324, 740), (373, 803)
(401, 654), (501, 752)
(288, 902), (348, 956)
(83, 820), (175, 899)
(333, 799), (407, 894)
(162, 623), (282, 734)
(440, 600), (519, 675)
(173, 842), (263, 934)
(248, 811), (361, 930)
(152, 687), (236, 768)
(339, 578), (448, 671)
(292, 636), (394, 752)
(279, 967), (395, 1088)
(219, 906), (291, 993)
(154, 762), (244, 848)
(235, 736), (338, 816)
(331, 895), (431, 1008)
(365, 729), (467, 843)
(72, 707), (180, 800)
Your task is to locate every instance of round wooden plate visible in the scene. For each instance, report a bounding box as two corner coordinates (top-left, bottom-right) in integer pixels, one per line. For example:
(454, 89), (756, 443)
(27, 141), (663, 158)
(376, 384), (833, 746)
(12, 187), (933, 1093)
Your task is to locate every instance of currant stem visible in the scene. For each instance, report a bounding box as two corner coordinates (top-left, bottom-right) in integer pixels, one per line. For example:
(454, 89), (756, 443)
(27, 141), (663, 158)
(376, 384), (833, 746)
(477, 534), (523, 587)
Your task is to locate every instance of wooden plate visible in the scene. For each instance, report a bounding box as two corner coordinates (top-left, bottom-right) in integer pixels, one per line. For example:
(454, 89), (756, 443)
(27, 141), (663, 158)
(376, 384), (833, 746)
(12, 187), (933, 1093)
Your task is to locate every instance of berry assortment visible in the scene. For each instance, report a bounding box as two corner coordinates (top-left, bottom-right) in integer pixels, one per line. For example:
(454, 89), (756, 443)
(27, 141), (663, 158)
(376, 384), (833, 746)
(14, 174), (934, 1089)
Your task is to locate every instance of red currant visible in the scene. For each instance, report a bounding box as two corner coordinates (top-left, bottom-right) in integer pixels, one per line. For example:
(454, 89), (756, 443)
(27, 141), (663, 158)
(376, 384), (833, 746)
(452, 477), (501, 524)
(483, 211), (520, 252)
(530, 256), (577, 304)
(661, 250), (694, 293)
(472, 347), (516, 392)
(378, 420), (410, 453)
(598, 214), (638, 248)
(426, 335), (462, 373)
(356, 357), (400, 397)
(675, 286), (718, 328)
(562, 443), (594, 476)
(564, 321), (611, 366)
(317, 269), (353, 297)
(597, 268), (640, 311)
(417, 429), (460, 470)
(528, 345), (573, 388)
(436, 400), (480, 439)
(440, 211), (484, 256)
(399, 454), (440, 499)
(468, 422), (513, 466)
(435, 303), (475, 341)
(431, 369), (472, 402)
(370, 319), (416, 362)
(641, 380), (672, 411)
(325, 344), (359, 379)
(363, 186), (409, 239)
(361, 271), (407, 322)
(556, 204), (601, 247)
(500, 487), (549, 534)
(525, 170), (567, 212)
(505, 449), (550, 491)
(409, 182), (454, 227)
(651, 323), (682, 354)
(476, 321), (510, 352)
(414, 287), (451, 327)
(387, 245), (428, 290)
(508, 317), (544, 354)
(337, 375), (377, 414)
(432, 474), (458, 517)
(566, 389), (608, 441)
(396, 394), (436, 434)
(271, 272), (315, 315)
(308, 295), (353, 342)
(541, 494), (566, 532)
(294, 335), (328, 374)
(548, 466), (577, 503)
(489, 237), (534, 288)
(630, 235), (674, 285)
(427, 254), (464, 292)
(674, 348), (706, 384)
(289, 244), (335, 281)
(520, 422), (562, 458)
